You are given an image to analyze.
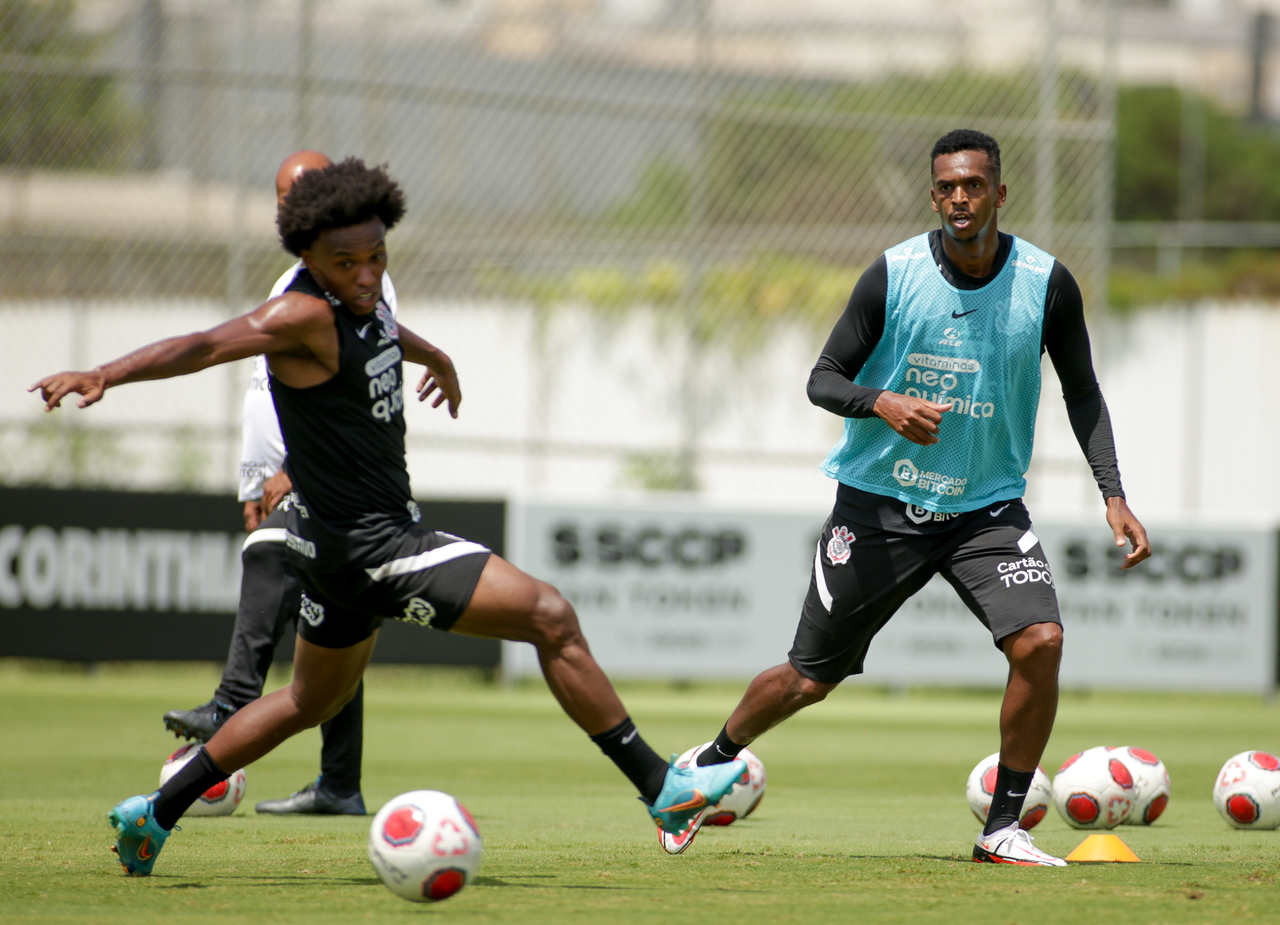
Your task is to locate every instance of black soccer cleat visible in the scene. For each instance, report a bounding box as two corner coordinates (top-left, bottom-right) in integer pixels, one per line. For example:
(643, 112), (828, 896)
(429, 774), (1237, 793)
(255, 779), (366, 815)
(162, 698), (238, 742)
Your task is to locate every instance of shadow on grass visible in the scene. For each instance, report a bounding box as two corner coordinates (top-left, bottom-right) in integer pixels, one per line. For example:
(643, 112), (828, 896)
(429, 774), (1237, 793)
(160, 874), (381, 889)
(159, 873), (652, 893)
(472, 874), (645, 891)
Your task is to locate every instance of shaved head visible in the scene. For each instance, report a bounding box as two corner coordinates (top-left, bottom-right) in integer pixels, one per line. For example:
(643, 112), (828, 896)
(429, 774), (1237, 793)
(275, 150), (332, 206)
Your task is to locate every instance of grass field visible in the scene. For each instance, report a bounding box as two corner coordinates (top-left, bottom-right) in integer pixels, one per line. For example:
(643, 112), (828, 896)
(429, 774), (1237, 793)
(3, 659), (1279, 924)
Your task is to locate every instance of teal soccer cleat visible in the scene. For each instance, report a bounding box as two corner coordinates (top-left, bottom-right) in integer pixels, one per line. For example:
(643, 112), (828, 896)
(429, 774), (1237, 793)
(109, 793), (172, 876)
(648, 756), (747, 855)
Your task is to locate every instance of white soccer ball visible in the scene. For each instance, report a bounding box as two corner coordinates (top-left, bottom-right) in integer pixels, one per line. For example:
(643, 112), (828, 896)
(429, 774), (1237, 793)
(1051, 746), (1135, 829)
(963, 752), (1052, 830)
(673, 743), (766, 826)
(1114, 746), (1171, 825)
(368, 790), (483, 902)
(1213, 750), (1280, 830)
(158, 743), (247, 817)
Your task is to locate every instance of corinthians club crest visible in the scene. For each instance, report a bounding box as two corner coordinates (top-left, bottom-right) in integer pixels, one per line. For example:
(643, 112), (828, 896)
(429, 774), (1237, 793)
(826, 525), (855, 566)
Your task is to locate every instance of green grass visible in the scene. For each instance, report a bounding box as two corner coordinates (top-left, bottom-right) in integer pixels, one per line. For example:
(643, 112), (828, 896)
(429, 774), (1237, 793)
(2, 660), (1279, 924)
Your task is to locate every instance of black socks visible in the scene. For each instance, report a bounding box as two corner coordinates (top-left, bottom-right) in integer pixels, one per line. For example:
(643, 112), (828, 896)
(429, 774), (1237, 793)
(696, 725), (745, 766)
(589, 716), (669, 805)
(153, 747), (229, 830)
(982, 764), (1035, 835)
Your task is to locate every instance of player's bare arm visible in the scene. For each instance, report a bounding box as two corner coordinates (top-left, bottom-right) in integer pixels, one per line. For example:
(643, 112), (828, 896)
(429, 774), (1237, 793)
(873, 391), (954, 446)
(30, 291), (337, 412)
(1105, 495), (1151, 569)
(398, 323), (461, 419)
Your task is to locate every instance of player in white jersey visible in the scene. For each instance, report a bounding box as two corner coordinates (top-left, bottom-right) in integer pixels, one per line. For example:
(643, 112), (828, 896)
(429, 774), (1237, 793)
(161, 151), (394, 815)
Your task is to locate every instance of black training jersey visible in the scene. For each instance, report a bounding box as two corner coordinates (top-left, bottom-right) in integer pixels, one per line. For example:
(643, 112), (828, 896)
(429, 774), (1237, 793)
(269, 269), (413, 530)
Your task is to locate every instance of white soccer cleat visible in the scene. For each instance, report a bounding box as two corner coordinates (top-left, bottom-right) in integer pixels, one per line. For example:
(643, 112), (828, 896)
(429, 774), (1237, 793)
(657, 743), (712, 854)
(658, 806), (709, 855)
(972, 823), (1067, 867)
(648, 753), (747, 856)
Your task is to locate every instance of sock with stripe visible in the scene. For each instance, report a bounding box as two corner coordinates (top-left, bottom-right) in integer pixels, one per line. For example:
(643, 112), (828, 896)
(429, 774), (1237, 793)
(696, 725), (745, 766)
(590, 716), (669, 805)
(982, 764), (1034, 835)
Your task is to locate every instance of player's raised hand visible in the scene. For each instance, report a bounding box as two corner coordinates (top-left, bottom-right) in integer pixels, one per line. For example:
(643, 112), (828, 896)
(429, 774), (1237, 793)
(873, 391), (954, 445)
(1105, 496), (1151, 569)
(29, 370), (107, 411)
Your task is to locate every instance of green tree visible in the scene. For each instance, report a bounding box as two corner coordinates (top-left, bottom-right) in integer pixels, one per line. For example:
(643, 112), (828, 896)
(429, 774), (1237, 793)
(1115, 85), (1280, 221)
(0, 0), (134, 168)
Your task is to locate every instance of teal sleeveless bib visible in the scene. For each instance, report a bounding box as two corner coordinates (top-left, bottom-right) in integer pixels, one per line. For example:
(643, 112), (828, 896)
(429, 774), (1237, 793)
(821, 233), (1052, 512)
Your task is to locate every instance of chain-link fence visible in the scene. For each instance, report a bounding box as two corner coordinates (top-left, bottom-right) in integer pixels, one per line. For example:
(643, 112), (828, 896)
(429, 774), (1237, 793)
(1, 0), (1275, 510)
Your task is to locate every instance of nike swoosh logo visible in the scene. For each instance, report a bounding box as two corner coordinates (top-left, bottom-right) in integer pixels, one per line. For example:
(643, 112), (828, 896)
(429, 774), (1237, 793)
(1006, 791), (1027, 799)
(356, 323), (371, 338)
(657, 791), (707, 815)
(664, 816), (702, 847)
(137, 837), (153, 860)
(990, 504), (1010, 517)
(952, 308), (979, 318)
(621, 730), (638, 745)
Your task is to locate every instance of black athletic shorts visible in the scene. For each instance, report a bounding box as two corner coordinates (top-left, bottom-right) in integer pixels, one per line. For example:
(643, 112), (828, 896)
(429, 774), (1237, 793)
(789, 497), (1061, 683)
(279, 495), (492, 649)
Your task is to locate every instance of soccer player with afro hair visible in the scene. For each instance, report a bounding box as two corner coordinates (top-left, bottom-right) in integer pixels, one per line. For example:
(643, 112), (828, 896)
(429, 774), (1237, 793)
(33, 157), (747, 876)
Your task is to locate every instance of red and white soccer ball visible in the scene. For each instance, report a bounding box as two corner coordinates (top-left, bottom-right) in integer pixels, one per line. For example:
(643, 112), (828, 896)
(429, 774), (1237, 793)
(368, 790), (483, 902)
(673, 743), (767, 826)
(1114, 746), (1172, 825)
(1051, 745), (1135, 829)
(963, 752), (1053, 830)
(158, 743), (247, 817)
(1213, 751), (1280, 830)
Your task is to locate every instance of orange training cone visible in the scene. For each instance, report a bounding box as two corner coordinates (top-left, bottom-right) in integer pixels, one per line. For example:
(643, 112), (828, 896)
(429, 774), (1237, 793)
(1065, 833), (1140, 863)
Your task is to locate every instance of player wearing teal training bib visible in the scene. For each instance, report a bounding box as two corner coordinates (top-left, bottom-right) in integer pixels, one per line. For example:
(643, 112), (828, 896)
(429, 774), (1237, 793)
(689, 130), (1151, 868)
(821, 231), (1052, 511)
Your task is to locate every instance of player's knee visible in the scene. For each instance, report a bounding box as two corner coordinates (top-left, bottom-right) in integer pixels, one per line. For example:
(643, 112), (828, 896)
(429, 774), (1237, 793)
(288, 684), (347, 729)
(786, 669), (836, 708)
(529, 585), (585, 651)
(318, 681), (359, 723)
(1007, 621), (1062, 668)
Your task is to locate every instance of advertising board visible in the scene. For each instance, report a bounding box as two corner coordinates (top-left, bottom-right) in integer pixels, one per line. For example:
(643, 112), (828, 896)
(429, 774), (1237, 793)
(506, 501), (1278, 691)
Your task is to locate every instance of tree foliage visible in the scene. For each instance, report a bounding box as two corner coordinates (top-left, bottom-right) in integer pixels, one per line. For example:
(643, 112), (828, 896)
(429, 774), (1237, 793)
(558, 72), (1280, 321)
(1115, 85), (1280, 222)
(0, 0), (134, 168)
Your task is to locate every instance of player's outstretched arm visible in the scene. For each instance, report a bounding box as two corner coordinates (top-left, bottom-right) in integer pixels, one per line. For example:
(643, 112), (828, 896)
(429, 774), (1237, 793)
(398, 323), (460, 419)
(1104, 495), (1151, 569)
(30, 293), (330, 412)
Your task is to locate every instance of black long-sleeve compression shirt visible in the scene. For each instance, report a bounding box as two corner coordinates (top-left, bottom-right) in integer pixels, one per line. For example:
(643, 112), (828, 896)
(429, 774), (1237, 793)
(807, 230), (1124, 500)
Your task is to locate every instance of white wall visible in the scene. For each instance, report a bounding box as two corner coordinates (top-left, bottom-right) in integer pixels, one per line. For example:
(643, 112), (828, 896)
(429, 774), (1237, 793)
(4, 298), (1278, 528)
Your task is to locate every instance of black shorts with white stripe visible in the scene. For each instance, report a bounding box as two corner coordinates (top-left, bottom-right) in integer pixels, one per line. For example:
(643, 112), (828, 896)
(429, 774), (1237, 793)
(280, 502), (491, 649)
(788, 497), (1061, 684)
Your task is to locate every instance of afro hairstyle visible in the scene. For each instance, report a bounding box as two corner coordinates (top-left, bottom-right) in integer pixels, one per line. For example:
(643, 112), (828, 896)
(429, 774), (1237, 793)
(277, 157), (406, 256)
